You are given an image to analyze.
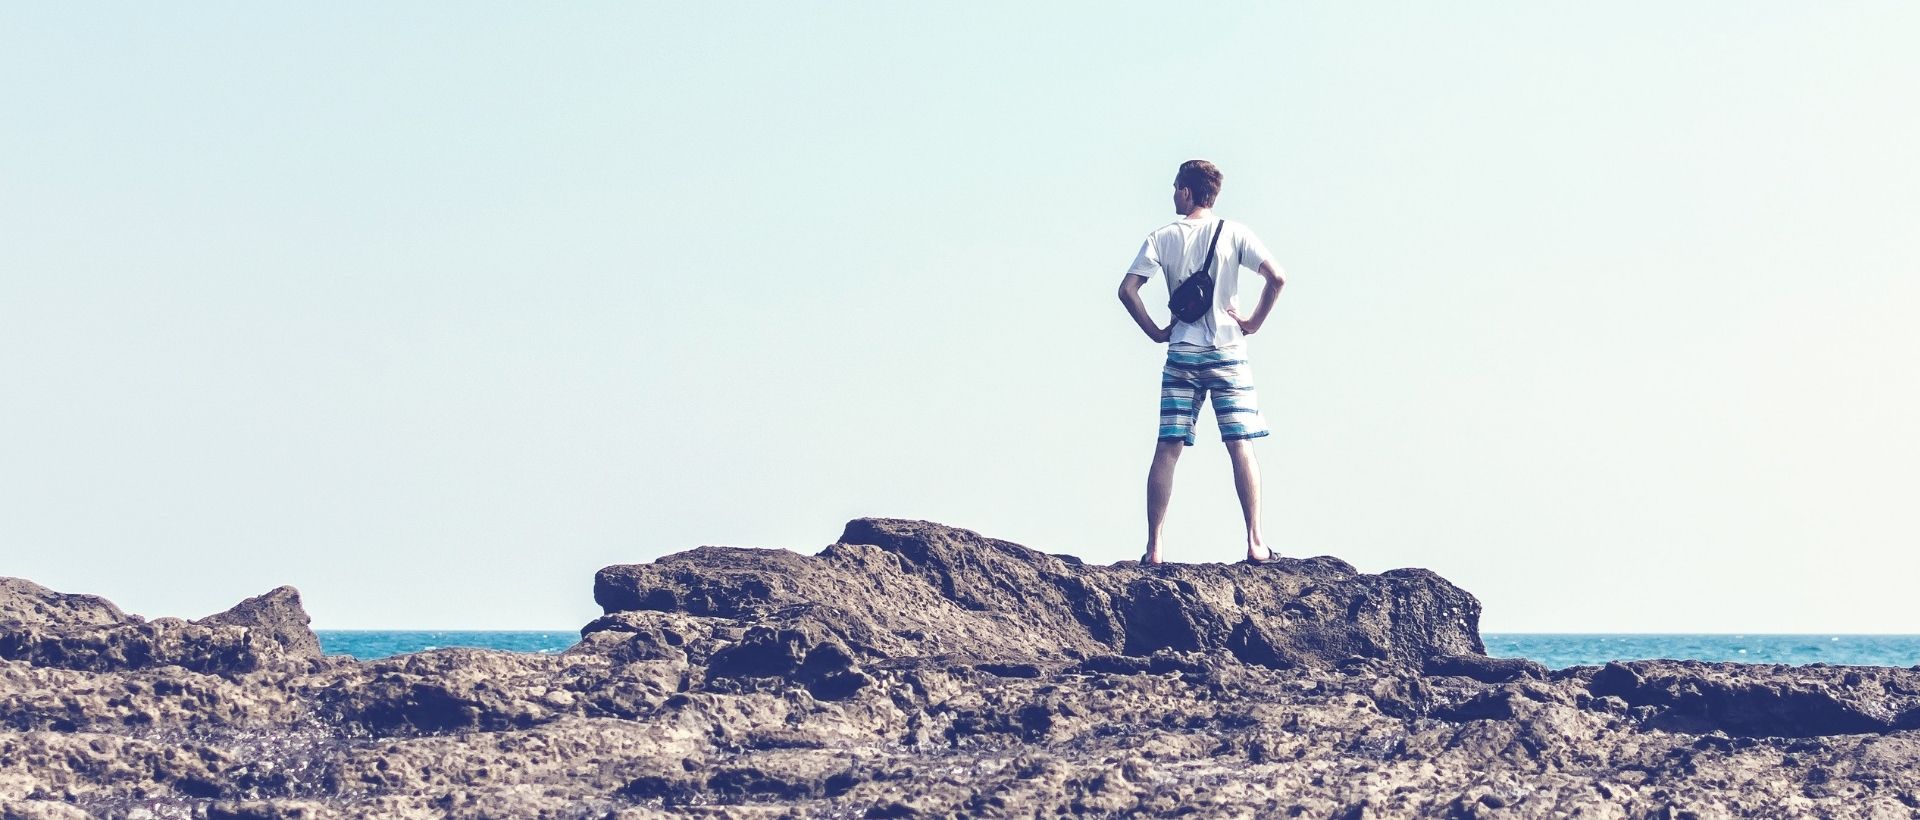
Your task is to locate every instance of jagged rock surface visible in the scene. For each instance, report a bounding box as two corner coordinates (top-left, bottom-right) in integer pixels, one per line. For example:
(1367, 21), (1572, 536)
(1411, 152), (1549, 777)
(591, 518), (1486, 673)
(0, 578), (327, 677)
(0, 578), (131, 630)
(193, 586), (323, 662)
(5, 520), (1920, 819)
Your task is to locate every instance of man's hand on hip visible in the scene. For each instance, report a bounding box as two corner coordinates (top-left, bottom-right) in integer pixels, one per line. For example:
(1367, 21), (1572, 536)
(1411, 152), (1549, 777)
(1117, 275), (1175, 344)
(1226, 307), (1260, 335)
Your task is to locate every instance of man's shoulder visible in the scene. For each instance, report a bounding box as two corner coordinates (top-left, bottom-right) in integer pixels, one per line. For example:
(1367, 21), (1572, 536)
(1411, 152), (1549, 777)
(1145, 218), (1214, 238)
(1213, 217), (1267, 244)
(1150, 216), (1256, 231)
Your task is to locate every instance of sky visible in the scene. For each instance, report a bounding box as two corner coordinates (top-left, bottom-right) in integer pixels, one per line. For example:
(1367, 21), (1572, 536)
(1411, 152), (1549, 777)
(3, 3), (1916, 633)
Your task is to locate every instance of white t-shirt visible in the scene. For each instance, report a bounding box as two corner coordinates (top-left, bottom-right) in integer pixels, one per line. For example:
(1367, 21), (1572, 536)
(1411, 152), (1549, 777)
(1125, 217), (1276, 348)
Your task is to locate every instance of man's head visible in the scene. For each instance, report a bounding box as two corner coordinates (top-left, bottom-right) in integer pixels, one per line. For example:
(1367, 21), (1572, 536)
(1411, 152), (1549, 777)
(1173, 159), (1222, 215)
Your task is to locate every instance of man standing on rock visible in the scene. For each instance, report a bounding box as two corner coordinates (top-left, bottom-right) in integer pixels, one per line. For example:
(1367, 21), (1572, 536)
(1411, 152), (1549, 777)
(1116, 160), (1287, 566)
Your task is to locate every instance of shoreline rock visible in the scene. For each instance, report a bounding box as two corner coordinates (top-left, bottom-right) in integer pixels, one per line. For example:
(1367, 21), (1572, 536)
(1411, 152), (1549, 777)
(0, 579), (324, 677)
(5, 519), (1920, 818)
(591, 518), (1486, 674)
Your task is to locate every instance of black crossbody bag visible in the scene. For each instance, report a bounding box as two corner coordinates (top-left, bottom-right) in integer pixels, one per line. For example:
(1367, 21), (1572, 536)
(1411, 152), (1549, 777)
(1167, 220), (1224, 324)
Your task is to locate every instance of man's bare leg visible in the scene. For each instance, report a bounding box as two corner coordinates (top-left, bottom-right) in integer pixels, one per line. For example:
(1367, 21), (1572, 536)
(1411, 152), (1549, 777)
(1143, 439), (1184, 564)
(1226, 439), (1272, 561)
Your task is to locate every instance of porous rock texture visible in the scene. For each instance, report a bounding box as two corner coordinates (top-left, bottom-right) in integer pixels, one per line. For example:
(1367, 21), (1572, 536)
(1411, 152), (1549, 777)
(4, 518), (1920, 819)
(590, 518), (1485, 674)
(0, 578), (326, 676)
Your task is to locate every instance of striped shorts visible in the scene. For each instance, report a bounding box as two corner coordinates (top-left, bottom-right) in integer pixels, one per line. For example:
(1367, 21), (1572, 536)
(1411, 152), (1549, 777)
(1158, 343), (1271, 446)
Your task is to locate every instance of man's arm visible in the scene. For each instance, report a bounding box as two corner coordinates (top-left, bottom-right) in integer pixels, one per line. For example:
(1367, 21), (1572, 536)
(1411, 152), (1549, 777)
(1228, 260), (1287, 334)
(1117, 275), (1172, 343)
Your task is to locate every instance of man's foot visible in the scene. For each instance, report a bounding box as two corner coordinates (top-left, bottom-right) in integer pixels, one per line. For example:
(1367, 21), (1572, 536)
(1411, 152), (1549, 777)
(1140, 548), (1164, 566)
(1243, 544), (1276, 564)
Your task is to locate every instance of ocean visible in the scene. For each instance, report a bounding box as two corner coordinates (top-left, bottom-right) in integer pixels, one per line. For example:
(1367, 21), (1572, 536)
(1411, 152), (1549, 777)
(316, 631), (1920, 668)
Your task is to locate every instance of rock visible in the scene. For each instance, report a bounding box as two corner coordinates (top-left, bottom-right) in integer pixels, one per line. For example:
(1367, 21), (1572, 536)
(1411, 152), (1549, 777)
(8, 518), (1920, 817)
(0, 577), (133, 629)
(1430, 689), (1519, 721)
(568, 609), (730, 666)
(204, 801), (331, 820)
(1, 617), (279, 675)
(2, 802), (93, 820)
(1425, 653), (1548, 683)
(311, 649), (585, 736)
(1581, 660), (1920, 737)
(194, 586), (323, 661)
(704, 623), (871, 701)
(591, 518), (1484, 672)
(975, 662), (1043, 679)
(0, 580), (323, 675)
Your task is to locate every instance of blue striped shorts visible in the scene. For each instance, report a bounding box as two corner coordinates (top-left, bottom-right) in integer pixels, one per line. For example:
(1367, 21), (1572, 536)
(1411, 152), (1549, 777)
(1158, 343), (1270, 446)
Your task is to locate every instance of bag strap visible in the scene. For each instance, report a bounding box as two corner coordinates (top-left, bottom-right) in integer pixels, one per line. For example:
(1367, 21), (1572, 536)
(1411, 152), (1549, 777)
(1199, 219), (1225, 277)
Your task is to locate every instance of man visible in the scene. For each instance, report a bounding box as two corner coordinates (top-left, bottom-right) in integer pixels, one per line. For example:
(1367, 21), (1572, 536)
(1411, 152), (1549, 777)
(1117, 159), (1287, 566)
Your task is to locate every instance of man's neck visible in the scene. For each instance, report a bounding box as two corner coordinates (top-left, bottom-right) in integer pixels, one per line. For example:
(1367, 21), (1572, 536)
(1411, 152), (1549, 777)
(1182, 207), (1214, 221)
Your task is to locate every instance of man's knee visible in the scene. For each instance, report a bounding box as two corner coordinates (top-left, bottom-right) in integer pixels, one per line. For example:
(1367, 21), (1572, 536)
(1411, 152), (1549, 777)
(1154, 439), (1186, 460)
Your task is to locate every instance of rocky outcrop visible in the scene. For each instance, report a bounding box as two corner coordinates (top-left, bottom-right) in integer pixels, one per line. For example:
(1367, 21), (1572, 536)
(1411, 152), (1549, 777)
(0, 577), (324, 675)
(0, 578), (130, 629)
(6, 520), (1920, 818)
(1581, 660), (1920, 738)
(590, 518), (1485, 674)
(195, 586), (324, 662)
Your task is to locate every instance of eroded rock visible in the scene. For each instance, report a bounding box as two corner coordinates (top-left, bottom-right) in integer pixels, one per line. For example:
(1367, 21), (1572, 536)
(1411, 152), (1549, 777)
(0, 577), (325, 676)
(6, 520), (1920, 818)
(195, 586), (323, 662)
(591, 518), (1484, 673)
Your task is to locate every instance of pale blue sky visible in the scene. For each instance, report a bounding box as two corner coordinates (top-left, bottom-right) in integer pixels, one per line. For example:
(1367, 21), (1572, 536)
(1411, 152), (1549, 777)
(3, 3), (1915, 631)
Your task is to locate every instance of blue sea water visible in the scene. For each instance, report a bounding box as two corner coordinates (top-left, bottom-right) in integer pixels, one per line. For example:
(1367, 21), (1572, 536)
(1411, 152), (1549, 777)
(1484, 634), (1920, 669)
(318, 631), (578, 659)
(318, 631), (1920, 668)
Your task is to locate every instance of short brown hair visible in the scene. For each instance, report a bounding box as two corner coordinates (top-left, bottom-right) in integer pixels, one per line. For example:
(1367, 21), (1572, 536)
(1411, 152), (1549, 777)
(1175, 160), (1223, 207)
